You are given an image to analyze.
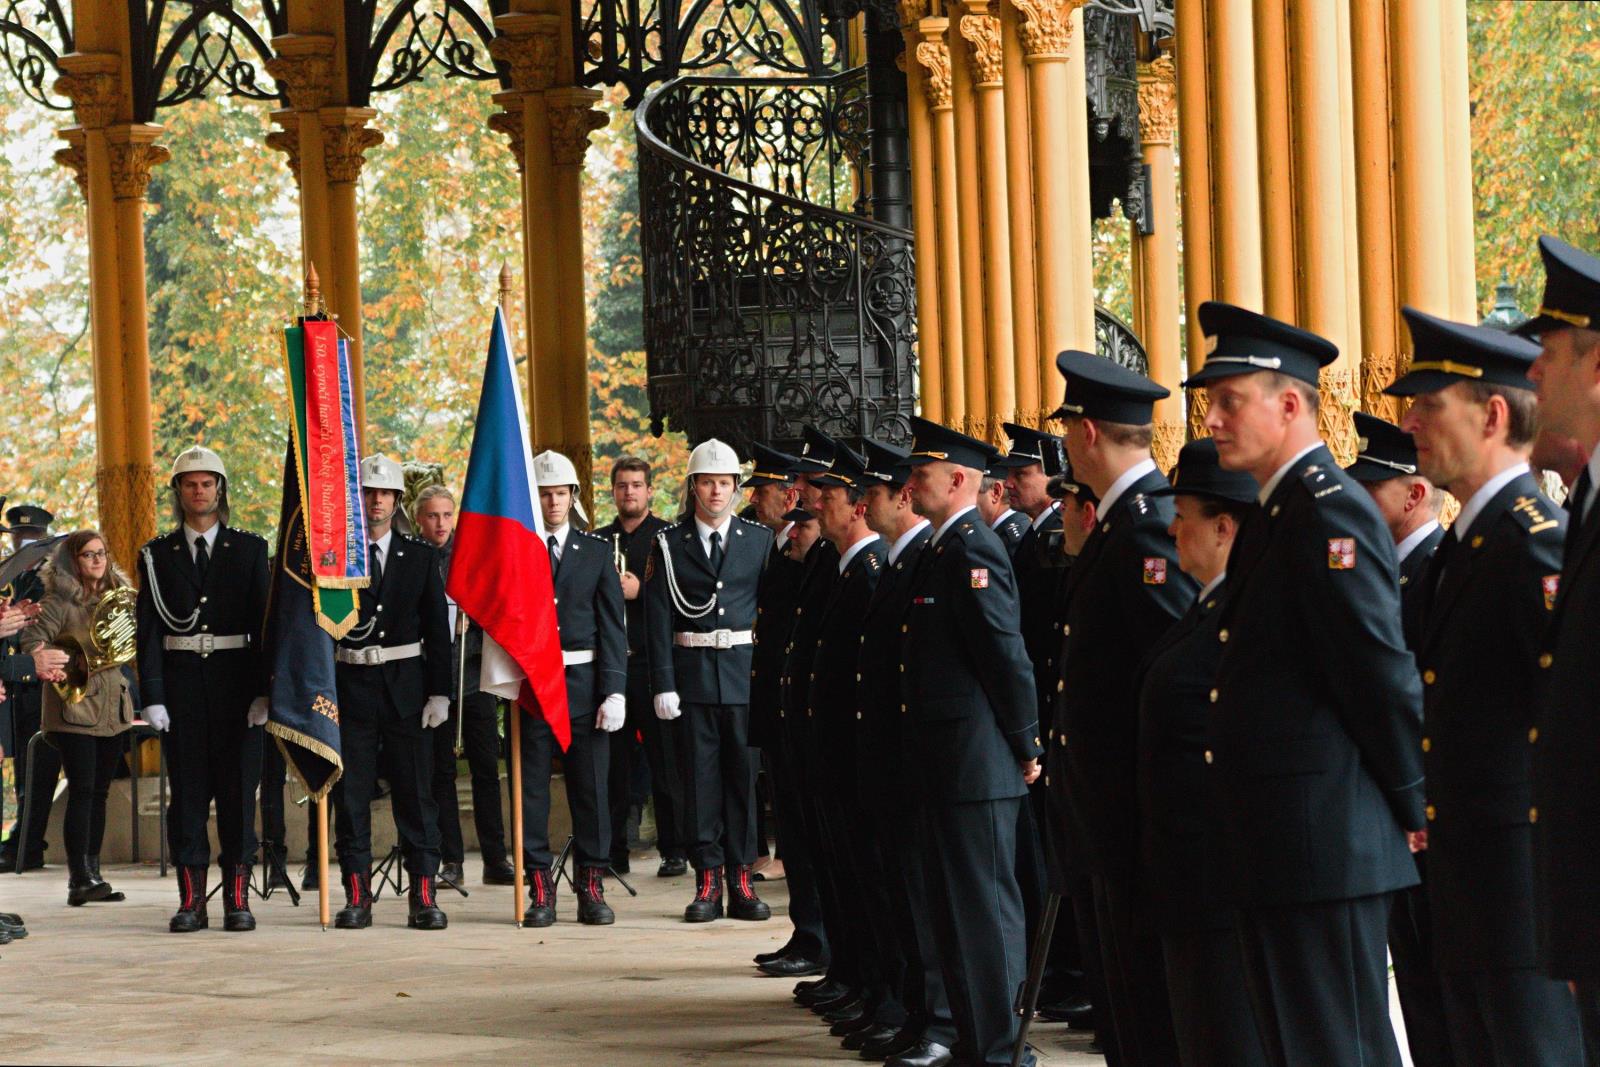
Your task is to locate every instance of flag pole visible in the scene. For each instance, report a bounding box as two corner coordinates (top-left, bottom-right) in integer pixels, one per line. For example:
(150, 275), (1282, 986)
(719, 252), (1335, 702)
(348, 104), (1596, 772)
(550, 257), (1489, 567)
(318, 796), (330, 928)
(510, 703), (525, 927)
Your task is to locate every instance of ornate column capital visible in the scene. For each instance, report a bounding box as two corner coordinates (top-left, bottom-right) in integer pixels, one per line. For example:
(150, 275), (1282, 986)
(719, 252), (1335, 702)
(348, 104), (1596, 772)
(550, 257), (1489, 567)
(490, 13), (564, 93)
(490, 92), (527, 171)
(54, 128), (88, 197)
(105, 124), (170, 199)
(959, 8), (1005, 87)
(547, 87), (608, 167)
(319, 107), (383, 183)
(266, 34), (336, 112)
(266, 110), (301, 182)
(898, 0), (931, 29)
(1008, 0), (1086, 60)
(54, 52), (121, 129)
(1137, 54), (1177, 145)
(914, 19), (953, 112)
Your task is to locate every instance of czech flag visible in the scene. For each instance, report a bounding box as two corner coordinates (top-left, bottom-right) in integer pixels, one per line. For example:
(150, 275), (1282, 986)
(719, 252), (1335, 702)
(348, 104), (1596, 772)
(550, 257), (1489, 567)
(447, 308), (570, 749)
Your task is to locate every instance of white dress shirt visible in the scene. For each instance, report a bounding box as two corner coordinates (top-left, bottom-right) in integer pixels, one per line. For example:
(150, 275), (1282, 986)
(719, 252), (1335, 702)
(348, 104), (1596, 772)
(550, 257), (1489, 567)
(933, 504), (978, 546)
(1100, 457), (1159, 515)
(368, 529), (393, 571)
(1396, 519), (1442, 564)
(546, 522), (571, 561)
(1256, 441), (1324, 504)
(1454, 462), (1529, 540)
(1031, 501), (1061, 530)
(888, 519), (931, 564)
(184, 522), (219, 562)
(838, 532), (879, 574)
(695, 515), (734, 559)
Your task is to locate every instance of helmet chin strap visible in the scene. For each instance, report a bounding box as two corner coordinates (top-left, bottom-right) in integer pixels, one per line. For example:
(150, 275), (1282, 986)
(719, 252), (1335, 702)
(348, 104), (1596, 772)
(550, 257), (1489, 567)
(696, 494), (737, 522)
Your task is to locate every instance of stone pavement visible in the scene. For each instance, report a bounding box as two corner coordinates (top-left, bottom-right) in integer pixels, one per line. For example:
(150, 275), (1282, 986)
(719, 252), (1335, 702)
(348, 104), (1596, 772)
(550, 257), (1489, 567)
(0, 855), (1104, 1065)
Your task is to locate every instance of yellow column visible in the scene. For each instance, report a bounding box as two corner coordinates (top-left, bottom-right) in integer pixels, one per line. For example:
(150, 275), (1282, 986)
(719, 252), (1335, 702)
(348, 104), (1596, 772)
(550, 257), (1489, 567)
(947, 4), (988, 439)
(1203, 0), (1262, 310)
(1389, 0), (1450, 328)
(1252, 0), (1295, 322)
(960, 0), (1014, 443)
(1010, 0), (1093, 367)
(899, 0), (944, 422)
(997, 0), (1040, 425)
(1133, 55), (1182, 469)
(1173, 5), (1214, 439)
(1287, 0), (1358, 461)
(1350, 0), (1401, 420)
(54, 48), (162, 567)
(915, 21), (966, 431)
(1439, 0), (1475, 320)
(548, 87), (608, 504)
(487, 90), (540, 445)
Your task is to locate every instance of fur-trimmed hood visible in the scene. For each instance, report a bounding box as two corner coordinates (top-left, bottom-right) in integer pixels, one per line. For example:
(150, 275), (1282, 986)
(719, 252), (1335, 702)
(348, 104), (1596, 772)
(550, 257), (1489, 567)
(38, 550), (132, 607)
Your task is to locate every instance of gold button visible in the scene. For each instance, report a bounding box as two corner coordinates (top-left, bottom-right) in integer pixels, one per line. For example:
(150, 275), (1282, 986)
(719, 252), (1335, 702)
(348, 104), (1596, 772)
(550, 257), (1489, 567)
(1422, 670), (1436, 685)
(1540, 653), (1553, 669)
(1425, 804), (1436, 822)
(900, 703), (907, 714)
(901, 624), (908, 633)
(1056, 680), (1065, 693)
(1059, 734), (1066, 747)
(1421, 737), (1431, 752)
(1203, 750), (1213, 764)
(807, 709), (812, 717)
(1471, 535), (1484, 549)
(1209, 688), (1218, 704)
(1529, 727), (1539, 744)
(1529, 807), (1539, 823)
(1044, 775), (1050, 786)
(1033, 737), (1041, 747)
(1062, 624), (1071, 637)
(1218, 628), (1229, 643)
(1270, 505), (1281, 517)
(797, 608), (804, 616)
(856, 711), (862, 720)
(855, 672), (861, 682)
(899, 663), (905, 672)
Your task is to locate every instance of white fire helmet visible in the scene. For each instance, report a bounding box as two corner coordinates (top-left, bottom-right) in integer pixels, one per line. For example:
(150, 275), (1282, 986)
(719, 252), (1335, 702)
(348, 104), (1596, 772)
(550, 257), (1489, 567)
(361, 453), (406, 492)
(170, 445), (226, 484)
(533, 450), (589, 524)
(686, 438), (742, 478)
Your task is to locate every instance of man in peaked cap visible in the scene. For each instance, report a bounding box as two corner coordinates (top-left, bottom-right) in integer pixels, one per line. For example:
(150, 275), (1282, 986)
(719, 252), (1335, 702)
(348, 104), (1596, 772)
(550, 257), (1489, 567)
(1344, 412), (1453, 1067)
(1186, 301), (1424, 1067)
(1049, 350), (1195, 1066)
(976, 460), (1028, 556)
(1524, 234), (1600, 1053)
(0, 503), (57, 872)
(901, 417), (1042, 1067)
(1383, 308), (1579, 1064)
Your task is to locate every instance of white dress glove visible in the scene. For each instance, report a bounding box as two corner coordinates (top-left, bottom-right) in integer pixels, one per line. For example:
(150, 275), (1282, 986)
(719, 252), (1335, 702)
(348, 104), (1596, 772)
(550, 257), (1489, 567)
(596, 693), (627, 732)
(422, 696), (450, 729)
(143, 703), (171, 732)
(247, 696), (269, 727)
(653, 691), (682, 721)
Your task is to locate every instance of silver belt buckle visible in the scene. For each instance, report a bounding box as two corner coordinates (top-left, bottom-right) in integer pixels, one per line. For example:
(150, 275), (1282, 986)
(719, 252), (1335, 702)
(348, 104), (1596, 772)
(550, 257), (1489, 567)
(361, 646), (384, 666)
(196, 633), (214, 656)
(713, 629), (733, 650)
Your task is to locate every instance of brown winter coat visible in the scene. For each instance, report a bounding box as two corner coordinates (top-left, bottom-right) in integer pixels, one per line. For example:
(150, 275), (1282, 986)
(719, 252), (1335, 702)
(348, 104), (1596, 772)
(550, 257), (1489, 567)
(19, 560), (135, 738)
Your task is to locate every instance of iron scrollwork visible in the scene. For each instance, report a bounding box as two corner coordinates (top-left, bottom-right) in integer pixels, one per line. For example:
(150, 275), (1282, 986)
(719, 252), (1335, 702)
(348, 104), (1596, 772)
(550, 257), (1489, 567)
(636, 68), (916, 455)
(364, 0), (509, 98)
(1083, 5), (1147, 231)
(0, 0), (72, 111)
(1094, 304), (1149, 377)
(144, 1), (285, 114)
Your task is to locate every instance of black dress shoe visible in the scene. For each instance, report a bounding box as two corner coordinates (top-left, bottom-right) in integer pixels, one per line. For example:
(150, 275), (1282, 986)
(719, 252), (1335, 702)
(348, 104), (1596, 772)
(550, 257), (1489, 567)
(886, 1040), (954, 1067)
(820, 998), (865, 1023)
(657, 855), (687, 877)
(0, 916), (27, 940)
(844, 1023), (898, 1052)
(300, 862), (320, 891)
(481, 857), (517, 885)
(407, 882), (448, 930)
(757, 955), (825, 978)
(753, 943), (793, 965)
(794, 978), (846, 1005)
(860, 1024), (921, 1060)
(434, 861), (465, 889)
(830, 1009), (879, 1036)
(0, 911), (24, 925)
(1037, 995), (1095, 1029)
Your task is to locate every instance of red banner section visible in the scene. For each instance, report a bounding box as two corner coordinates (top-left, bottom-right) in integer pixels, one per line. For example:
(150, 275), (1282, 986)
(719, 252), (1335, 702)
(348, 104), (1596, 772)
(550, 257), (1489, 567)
(301, 319), (352, 583)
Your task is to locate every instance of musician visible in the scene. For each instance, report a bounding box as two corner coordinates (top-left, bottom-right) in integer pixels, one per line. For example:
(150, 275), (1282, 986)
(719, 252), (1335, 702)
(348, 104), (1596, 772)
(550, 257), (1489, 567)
(0, 503), (58, 872)
(136, 446), (271, 932)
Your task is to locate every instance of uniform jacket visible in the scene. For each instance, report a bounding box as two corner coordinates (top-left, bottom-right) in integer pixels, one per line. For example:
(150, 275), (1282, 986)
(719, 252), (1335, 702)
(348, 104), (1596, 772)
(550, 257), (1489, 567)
(439, 537), (484, 699)
(1051, 468), (1195, 873)
(550, 526), (628, 725)
(1534, 471), (1600, 980)
(335, 532), (451, 717)
(749, 533), (802, 749)
(901, 508), (1041, 805)
(778, 540), (838, 765)
(1398, 524), (1446, 652)
(21, 563), (135, 738)
(1414, 471), (1563, 972)
(1210, 445), (1424, 907)
(1, 566), (46, 753)
(1016, 505), (1065, 727)
(858, 525), (932, 800)
(992, 510), (1028, 557)
(643, 514), (773, 705)
(594, 513), (672, 655)
(804, 536), (885, 788)
(1136, 582), (1230, 934)
(135, 525), (270, 716)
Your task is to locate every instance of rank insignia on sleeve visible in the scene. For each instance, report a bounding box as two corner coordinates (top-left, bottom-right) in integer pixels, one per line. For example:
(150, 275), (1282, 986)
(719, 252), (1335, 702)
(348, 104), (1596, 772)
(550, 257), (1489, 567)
(1543, 574), (1559, 610)
(1327, 538), (1356, 570)
(970, 568), (989, 589)
(1142, 557), (1167, 584)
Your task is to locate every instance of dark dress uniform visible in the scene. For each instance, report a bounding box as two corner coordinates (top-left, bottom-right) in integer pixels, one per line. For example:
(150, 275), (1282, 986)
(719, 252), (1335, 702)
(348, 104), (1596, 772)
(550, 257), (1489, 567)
(903, 417), (1043, 1067)
(1, 563), (55, 868)
(989, 508), (1028, 556)
(135, 524), (270, 920)
(643, 511), (773, 899)
(332, 532), (452, 889)
(594, 511), (680, 870)
(1190, 303), (1424, 1067)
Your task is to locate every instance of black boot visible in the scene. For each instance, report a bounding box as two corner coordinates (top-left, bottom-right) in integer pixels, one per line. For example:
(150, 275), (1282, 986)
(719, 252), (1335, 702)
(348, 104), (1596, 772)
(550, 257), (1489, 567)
(300, 853), (320, 891)
(576, 866), (615, 925)
(726, 863), (770, 920)
(222, 864), (256, 932)
(481, 856), (516, 885)
(408, 875), (448, 930)
(86, 856), (125, 901)
(522, 867), (556, 927)
(263, 844), (292, 890)
(169, 866), (209, 932)
(684, 866), (723, 923)
(334, 871), (372, 929)
(66, 856), (113, 906)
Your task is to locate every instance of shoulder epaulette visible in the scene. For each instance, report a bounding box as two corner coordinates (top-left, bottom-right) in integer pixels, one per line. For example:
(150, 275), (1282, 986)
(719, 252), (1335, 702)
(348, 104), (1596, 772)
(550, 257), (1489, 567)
(399, 532), (428, 545)
(575, 528), (609, 544)
(1509, 494), (1563, 536)
(1296, 464), (1344, 501)
(735, 515), (766, 531)
(1129, 492), (1152, 516)
(224, 527), (267, 544)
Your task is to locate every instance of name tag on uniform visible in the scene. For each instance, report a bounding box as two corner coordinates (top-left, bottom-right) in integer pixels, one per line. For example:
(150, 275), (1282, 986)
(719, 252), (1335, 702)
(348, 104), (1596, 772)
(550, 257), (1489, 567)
(1327, 538), (1356, 570)
(970, 568), (988, 589)
(1142, 557), (1167, 584)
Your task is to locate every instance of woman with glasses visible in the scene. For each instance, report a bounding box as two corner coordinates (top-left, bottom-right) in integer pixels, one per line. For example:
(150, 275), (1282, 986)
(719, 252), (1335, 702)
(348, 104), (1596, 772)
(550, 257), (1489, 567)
(19, 530), (136, 906)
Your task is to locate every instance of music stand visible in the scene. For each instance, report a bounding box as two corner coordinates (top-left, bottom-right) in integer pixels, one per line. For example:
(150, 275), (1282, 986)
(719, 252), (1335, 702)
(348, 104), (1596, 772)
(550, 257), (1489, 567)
(551, 835), (638, 898)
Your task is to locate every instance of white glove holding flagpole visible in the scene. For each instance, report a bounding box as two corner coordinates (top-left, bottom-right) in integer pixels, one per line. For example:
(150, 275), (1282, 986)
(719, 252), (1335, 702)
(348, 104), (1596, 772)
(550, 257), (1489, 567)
(143, 703), (171, 732)
(653, 691), (681, 721)
(596, 693), (626, 732)
(247, 696), (269, 727)
(421, 696), (450, 729)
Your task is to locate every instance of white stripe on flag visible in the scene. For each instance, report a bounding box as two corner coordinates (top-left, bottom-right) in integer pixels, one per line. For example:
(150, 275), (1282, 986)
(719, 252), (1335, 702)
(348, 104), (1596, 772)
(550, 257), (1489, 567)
(479, 632), (526, 702)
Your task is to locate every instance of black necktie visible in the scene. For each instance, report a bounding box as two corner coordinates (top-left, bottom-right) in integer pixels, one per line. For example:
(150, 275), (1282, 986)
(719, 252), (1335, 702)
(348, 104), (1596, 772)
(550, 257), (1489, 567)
(548, 534), (561, 577)
(709, 531), (724, 572)
(194, 537), (210, 584)
(369, 542), (383, 587)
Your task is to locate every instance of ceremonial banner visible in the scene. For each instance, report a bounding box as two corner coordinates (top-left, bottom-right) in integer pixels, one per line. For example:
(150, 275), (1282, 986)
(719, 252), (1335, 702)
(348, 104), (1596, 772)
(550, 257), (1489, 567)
(447, 308), (570, 749)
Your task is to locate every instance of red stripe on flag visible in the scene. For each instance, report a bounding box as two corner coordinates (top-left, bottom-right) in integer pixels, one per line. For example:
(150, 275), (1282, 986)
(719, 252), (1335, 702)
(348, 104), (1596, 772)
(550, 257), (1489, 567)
(302, 320), (351, 580)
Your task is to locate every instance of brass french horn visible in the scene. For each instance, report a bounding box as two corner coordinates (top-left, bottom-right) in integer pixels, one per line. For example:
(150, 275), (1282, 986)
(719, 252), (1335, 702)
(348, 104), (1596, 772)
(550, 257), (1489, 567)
(54, 586), (138, 705)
